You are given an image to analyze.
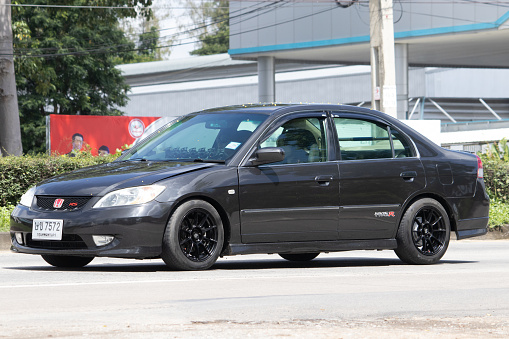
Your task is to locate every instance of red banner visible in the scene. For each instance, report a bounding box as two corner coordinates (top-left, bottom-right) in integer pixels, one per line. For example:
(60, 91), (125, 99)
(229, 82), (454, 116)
(49, 115), (161, 156)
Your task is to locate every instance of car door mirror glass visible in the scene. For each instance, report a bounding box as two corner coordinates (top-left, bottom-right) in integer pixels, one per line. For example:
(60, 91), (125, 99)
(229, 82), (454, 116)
(248, 147), (285, 166)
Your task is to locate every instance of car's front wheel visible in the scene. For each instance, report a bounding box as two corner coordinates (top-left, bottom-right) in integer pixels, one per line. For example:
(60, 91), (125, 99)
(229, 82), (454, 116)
(161, 200), (224, 271)
(41, 255), (94, 268)
(279, 253), (319, 261)
(394, 198), (450, 265)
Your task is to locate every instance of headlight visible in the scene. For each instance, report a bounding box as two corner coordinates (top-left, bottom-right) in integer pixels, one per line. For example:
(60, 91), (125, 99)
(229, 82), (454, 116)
(93, 185), (165, 208)
(20, 186), (36, 207)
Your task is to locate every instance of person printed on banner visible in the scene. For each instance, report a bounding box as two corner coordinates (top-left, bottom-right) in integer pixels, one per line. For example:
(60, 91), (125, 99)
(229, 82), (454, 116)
(98, 145), (110, 157)
(66, 133), (84, 157)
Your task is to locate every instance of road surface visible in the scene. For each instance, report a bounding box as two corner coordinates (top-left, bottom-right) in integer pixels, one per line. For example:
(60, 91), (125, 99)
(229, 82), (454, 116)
(1, 240), (508, 338)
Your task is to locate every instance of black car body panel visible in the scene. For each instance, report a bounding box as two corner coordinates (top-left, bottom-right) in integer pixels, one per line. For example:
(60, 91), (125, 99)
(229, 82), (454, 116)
(10, 201), (172, 258)
(239, 162), (340, 243)
(10, 104), (489, 267)
(35, 161), (214, 196)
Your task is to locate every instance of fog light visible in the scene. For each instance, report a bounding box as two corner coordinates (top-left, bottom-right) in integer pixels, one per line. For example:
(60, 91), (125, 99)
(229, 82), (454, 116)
(92, 235), (114, 246)
(15, 233), (24, 245)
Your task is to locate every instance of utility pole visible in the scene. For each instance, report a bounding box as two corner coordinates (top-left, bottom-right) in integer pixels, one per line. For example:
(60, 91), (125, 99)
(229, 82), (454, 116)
(0, 0), (23, 156)
(369, 0), (397, 118)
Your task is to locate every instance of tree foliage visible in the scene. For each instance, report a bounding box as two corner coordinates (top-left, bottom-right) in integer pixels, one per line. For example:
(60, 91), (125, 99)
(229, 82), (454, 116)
(118, 4), (173, 64)
(138, 26), (159, 56)
(478, 138), (509, 201)
(12, 0), (153, 153)
(187, 0), (229, 56)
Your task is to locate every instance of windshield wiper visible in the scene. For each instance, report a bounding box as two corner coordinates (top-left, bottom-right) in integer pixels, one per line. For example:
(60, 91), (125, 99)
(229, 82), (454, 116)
(192, 158), (226, 164)
(129, 158), (148, 162)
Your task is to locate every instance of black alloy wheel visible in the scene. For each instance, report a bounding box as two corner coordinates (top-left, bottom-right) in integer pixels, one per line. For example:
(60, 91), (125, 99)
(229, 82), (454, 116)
(178, 209), (219, 262)
(162, 200), (224, 270)
(411, 206), (447, 256)
(395, 198), (450, 265)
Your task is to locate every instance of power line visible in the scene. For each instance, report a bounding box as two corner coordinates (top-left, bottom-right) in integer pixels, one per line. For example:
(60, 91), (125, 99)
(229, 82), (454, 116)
(11, 0), (273, 50)
(5, 0), (509, 58)
(4, 0), (509, 5)
(7, 1), (287, 58)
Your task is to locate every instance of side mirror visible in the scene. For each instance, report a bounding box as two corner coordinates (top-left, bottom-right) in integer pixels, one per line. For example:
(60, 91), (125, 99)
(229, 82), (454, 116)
(248, 147), (285, 166)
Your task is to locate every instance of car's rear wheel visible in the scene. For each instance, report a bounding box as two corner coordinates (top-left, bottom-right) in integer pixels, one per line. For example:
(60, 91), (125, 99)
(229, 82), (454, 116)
(161, 200), (224, 271)
(394, 198), (450, 265)
(41, 255), (94, 268)
(279, 253), (319, 261)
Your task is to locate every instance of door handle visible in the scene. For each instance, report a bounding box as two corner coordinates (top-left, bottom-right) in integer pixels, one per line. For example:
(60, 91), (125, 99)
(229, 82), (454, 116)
(400, 171), (417, 182)
(315, 175), (333, 186)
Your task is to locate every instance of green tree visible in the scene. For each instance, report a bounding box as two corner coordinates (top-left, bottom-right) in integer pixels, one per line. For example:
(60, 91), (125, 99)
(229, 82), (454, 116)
(12, 0), (153, 153)
(138, 26), (159, 56)
(119, 4), (172, 64)
(115, 25), (162, 64)
(187, 0), (229, 56)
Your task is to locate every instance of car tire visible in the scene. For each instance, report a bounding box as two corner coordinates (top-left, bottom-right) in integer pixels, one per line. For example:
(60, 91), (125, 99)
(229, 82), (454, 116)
(279, 253), (319, 261)
(394, 198), (450, 265)
(41, 255), (94, 268)
(161, 200), (224, 271)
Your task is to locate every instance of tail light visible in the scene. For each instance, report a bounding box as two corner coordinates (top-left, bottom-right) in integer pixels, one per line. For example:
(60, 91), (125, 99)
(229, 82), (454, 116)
(476, 155), (483, 179)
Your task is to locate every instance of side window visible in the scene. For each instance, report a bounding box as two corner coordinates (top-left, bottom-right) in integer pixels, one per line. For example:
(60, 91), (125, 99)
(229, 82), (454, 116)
(260, 117), (328, 164)
(391, 129), (414, 158)
(334, 118), (392, 160)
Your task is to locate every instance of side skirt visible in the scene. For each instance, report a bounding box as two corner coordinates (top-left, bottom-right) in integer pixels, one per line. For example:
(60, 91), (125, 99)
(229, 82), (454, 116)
(224, 239), (397, 256)
(456, 228), (488, 240)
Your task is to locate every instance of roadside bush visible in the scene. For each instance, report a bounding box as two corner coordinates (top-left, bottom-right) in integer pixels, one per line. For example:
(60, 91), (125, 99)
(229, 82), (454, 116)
(479, 156), (509, 201)
(0, 205), (13, 232)
(0, 153), (116, 207)
(488, 199), (509, 227)
(478, 140), (509, 228)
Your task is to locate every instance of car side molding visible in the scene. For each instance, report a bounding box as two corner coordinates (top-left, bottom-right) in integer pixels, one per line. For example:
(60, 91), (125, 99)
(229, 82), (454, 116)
(225, 239), (397, 256)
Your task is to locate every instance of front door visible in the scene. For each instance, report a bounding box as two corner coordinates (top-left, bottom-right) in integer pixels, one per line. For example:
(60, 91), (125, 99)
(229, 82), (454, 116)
(238, 114), (340, 243)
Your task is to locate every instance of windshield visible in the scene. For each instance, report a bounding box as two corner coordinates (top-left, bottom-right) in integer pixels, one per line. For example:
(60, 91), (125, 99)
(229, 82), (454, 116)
(122, 113), (267, 163)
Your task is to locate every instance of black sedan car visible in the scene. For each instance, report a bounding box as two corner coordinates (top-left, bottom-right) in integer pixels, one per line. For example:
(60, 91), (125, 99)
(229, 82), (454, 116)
(10, 104), (489, 270)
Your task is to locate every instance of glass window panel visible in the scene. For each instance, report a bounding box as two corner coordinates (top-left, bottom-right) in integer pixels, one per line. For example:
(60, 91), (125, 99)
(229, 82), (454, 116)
(391, 129), (414, 158)
(125, 113), (266, 162)
(260, 117), (328, 164)
(334, 118), (392, 160)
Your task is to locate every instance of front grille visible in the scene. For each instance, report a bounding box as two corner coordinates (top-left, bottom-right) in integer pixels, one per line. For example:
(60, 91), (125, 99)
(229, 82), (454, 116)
(26, 233), (88, 250)
(36, 196), (92, 211)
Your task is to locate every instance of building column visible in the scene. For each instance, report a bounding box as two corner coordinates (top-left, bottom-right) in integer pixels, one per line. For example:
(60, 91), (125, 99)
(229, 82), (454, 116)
(395, 43), (409, 120)
(258, 56), (275, 103)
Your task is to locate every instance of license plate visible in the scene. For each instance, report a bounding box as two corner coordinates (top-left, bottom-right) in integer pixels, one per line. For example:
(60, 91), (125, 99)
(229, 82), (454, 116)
(32, 219), (63, 240)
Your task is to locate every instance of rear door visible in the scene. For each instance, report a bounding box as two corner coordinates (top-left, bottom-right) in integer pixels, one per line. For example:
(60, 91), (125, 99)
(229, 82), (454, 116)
(333, 113), (426, 239)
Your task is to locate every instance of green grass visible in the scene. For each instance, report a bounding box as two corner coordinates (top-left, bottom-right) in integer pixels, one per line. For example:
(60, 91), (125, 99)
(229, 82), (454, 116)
(488, 199), (509, 227)
(0, 205), (14, 232)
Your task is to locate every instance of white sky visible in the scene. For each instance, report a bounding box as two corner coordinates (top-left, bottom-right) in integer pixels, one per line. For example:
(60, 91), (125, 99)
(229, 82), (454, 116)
(152, 0), (197, 60)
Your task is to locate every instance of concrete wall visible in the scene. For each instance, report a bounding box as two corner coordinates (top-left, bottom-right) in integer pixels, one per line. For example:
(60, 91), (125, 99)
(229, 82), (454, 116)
(122, 65), (509, 118)
(230, 1), (506, 52)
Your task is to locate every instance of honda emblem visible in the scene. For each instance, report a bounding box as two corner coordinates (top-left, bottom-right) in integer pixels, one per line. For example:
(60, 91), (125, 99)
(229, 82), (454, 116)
(53, 199), (64, 208)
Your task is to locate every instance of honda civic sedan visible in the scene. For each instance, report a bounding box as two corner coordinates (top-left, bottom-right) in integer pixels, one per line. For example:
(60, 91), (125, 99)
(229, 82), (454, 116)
(10, 104), (490, 270)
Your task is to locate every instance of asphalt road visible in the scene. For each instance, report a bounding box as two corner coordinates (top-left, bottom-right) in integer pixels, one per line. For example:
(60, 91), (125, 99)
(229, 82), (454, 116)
(1, 240), (509, 338)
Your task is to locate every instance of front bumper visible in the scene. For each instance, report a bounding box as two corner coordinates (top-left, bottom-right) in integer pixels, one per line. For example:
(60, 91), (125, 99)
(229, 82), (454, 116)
(9, 200), (174, 259)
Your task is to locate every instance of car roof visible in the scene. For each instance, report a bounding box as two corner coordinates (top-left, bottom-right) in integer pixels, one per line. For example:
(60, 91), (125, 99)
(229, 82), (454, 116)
(194, 103), (445, 159)
(196, 103), (384, 118)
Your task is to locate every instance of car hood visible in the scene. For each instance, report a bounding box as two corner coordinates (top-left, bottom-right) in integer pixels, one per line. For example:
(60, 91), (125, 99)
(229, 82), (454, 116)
(35, 161), (215, 196)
